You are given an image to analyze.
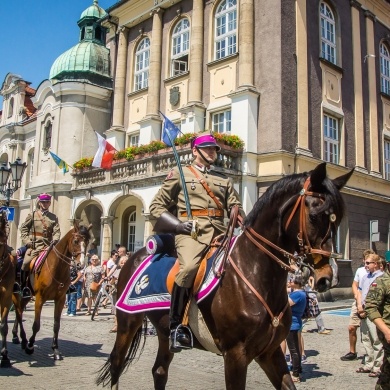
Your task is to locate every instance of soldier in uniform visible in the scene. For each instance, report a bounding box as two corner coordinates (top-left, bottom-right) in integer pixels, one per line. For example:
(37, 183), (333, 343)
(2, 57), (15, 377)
(150, 134), (244, 352)
(365, 256), (390, 389)
(19, 193), (61, 297)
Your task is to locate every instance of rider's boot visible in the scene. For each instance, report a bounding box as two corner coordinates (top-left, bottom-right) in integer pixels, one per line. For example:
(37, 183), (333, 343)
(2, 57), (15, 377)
(13, 282), (21, 293)
(169, 283), (192, 353)
(21, 270), (32, 299)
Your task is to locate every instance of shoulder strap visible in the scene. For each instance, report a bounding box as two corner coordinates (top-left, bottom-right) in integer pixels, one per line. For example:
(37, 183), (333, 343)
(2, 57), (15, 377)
(188, 166), (223, 210)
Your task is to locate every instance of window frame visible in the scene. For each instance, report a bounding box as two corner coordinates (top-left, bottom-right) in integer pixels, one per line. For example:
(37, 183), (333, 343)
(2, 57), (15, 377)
(380, 43), (390, 96)
(127, 211), (136, 253)
(323, 113), (340, 164)
(320, 2), (337, 65)
(214, 0), (237, 60)
(129, 133), (140, 147)
(212, 109), (232, 134)
(384, 138), (390, 180)
(134, 37), (150, 91)
(171, 18), (190, 77)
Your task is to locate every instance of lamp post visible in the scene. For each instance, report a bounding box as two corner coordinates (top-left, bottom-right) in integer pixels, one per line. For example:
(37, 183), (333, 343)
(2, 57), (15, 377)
(0, 158), (27, 206)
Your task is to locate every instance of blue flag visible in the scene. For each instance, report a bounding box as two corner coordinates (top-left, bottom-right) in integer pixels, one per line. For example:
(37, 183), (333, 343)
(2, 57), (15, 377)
(49, 151), (70, 173)
(160, 112), (181, 147)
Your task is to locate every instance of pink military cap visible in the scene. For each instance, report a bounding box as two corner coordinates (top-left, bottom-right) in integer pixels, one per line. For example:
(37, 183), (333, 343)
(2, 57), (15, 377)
(38, 193), (52, 201)
(191, 134), (221, 151)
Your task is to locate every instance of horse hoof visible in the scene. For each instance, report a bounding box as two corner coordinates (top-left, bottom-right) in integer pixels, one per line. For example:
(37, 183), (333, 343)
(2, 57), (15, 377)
(12, 336), (20, 345)
(0, 359), (11, 368)
(54, 354), (62, 361)
(21, 341), (27, 350)
(25, 345), (34, 355)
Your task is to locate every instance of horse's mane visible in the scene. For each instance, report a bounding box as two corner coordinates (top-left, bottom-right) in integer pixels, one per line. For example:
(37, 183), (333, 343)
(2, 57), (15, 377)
(244, 171), (345, 228)
(78, 225), (91, 240)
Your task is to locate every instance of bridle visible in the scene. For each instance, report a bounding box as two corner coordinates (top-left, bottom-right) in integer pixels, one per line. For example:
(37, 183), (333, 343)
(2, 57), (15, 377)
(0, 230), (10, 283)
(52, 232), (88, 265)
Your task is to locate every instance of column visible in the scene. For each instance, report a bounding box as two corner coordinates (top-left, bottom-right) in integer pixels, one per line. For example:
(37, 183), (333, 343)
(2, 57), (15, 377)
(238, 0), (254, 88)
(188, 0), (204, 103)
(365, 12), (380, 175)
(351, 2), (365, 170)
(101, 216), (115, 262)
(146, 8), (163, 117)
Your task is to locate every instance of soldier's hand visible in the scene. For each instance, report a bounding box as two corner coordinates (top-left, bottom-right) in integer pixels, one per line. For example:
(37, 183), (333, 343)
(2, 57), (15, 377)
(175, 221), (193, 235)
(26, 242), (32, 249)
(52, 240), (59, 246)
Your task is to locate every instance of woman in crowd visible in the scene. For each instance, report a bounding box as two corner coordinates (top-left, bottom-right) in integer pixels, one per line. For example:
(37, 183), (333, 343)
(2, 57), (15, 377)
(83, 255), (105, 315)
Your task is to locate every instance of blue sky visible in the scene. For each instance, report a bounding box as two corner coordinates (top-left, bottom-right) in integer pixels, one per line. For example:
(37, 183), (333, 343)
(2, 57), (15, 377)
(0, 0), (112, 105)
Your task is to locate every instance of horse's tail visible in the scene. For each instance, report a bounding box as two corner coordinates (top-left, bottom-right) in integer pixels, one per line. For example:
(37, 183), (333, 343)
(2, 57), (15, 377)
(96, 318), (147, 387)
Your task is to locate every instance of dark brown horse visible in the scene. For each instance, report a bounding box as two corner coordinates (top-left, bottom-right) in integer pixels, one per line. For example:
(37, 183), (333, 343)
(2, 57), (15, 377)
(97, 163), (353, 389)
(12, 221), (91, 360)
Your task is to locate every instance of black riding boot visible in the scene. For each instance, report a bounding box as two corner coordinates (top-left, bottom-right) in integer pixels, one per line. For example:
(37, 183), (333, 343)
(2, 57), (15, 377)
(21, 271), (32, 299)
(169, 283), (192, 353)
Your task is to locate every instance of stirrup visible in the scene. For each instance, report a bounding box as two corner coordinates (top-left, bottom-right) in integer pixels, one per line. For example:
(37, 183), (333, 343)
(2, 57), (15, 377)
(169, 324), (193, 353)
(22, 287), (32, 299)
(13, 283), (21, 293)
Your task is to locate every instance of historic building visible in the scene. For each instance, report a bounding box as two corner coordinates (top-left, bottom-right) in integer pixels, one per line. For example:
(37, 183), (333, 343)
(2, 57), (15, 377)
(1, 0), (390, 285)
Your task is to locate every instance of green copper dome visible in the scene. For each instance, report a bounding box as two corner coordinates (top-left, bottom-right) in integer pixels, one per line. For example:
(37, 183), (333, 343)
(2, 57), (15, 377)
(49, 0), (111, 86)
(80, 0), (107, 20)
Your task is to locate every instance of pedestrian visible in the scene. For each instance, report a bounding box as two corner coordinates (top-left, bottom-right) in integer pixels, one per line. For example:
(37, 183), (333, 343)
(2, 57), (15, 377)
(340, 249), (374, 361)
(64, 262), (82, 317)
(355, 254), (385, 377)
(20, 193), (61, 298)
(83, 255), (105, 315)
(86, 242), (97, 264)
(365, 254), (390, 388)
(149, 133), (244, 352)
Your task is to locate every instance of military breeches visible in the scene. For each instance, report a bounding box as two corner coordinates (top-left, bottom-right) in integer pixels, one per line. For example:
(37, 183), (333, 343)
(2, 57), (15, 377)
(175, 235), (209, 288)
(376, 337), (390, 390)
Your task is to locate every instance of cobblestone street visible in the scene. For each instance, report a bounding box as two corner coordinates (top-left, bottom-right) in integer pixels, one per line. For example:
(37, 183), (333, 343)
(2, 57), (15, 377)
(0, 299), (378, 389)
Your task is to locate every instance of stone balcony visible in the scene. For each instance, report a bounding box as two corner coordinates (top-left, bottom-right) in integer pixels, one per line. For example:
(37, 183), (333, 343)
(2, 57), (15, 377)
(71, 144), (243, 191)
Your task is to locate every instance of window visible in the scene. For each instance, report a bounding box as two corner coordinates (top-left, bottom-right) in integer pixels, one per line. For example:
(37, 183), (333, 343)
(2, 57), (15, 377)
(129, 134), (139, 147)
(213, 110), (231, 133)
(43, 121), (52, 153)
(28, 149), (34, 184)
(171, 19), (190, 76)
(215, 0), (237, 60)
(323, 114), (339, 164)
(320, 2), (336, 64)
(134, 38), (150, 91)
(8, 97), (14, 118)
(385, 139), (390, 180)
(380, 43), (390, 95)
(127, 211), (136, 253)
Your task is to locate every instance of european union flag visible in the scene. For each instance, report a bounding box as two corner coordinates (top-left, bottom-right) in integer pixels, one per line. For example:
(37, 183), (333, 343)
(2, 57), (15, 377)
(160, 112), (181, 147)
(49, 151), (70, 174)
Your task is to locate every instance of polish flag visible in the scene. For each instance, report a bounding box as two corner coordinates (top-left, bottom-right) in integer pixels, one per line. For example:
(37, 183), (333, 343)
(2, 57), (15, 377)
(92, 132), (117, 169)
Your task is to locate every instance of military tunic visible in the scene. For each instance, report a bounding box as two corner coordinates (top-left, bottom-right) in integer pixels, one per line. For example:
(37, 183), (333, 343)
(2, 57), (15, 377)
(365, 270), (390, 389)
(20, 209), (61, 268)
(150, 163), (243, 288)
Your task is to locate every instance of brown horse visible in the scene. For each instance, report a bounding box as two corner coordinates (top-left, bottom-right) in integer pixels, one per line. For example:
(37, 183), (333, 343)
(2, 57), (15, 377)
(97, 163), (353, 389)
(12, 221), (91, 360)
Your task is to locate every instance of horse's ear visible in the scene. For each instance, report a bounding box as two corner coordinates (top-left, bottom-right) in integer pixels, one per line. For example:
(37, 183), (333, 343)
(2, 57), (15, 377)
(332, 167), (354, 190)
(73, 220), (80, 231)
(309, 162), (327, 188)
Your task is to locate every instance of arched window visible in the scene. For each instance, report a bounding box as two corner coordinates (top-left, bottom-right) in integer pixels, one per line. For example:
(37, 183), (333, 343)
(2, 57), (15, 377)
(134, 38), (150, 91)
(43, 121), (52, 153)
(380, 43), (390, 95)
(171, 18), (190, 76)
(28, 148), (34, 184)
(127, 211), (136, 253)
(320, 2), (336, 64)
(8, 97), (14, 118)
(214, 0), (237, 60)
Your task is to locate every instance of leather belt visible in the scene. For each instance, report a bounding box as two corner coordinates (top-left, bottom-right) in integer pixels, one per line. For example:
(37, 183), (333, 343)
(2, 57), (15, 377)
(33, 232), (49, 237)
(180, 209), (224, 218)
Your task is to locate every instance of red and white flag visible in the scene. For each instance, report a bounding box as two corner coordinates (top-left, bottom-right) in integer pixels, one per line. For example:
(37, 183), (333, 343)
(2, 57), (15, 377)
(92, 132), (117, 169)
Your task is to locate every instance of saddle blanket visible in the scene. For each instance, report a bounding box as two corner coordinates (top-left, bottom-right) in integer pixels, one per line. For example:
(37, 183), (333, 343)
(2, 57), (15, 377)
(116, 237), (238, 314)
(33, 249), (49, 273)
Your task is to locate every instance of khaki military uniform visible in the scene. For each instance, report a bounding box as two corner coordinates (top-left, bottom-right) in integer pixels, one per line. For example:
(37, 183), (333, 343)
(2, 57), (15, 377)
(150, 163), (243, 288)
(365, 270), (390, 389)
(20, 209), (61, 270)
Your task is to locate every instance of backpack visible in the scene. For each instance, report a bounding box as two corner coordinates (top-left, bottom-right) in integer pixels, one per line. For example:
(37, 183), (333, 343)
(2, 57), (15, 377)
(302, 292), (321, 319)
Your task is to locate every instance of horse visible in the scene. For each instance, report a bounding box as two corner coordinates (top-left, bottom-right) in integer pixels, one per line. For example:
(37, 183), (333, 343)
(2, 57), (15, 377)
(11, 221), (91, 360)
(0, 210), (19, 367)
(97, 162), (353, 389)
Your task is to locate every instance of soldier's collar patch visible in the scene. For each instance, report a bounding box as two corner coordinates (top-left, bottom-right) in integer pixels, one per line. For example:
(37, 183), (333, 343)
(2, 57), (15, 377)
(194, 163), (210, 173)
(372, 283), (378, 287)
(166, 169), (174, 180)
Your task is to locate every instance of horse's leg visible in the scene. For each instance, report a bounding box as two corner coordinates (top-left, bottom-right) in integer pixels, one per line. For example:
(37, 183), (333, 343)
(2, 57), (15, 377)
(152, 328), (174, 390)
(223, 346), (249, 390)
(0, 300), (11, 368)
(25, 294), (44, 355)
(51, 293), (66, 360)
(255, 346), (296, 390)
(11, 294), (28, 349)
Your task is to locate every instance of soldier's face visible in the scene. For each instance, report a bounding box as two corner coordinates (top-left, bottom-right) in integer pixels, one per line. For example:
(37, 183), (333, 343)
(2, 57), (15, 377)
(39, 200), (51, 210)
(193, 146), (218, 166)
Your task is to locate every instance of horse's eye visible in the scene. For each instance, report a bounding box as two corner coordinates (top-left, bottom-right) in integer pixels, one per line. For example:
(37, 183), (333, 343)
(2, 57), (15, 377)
(309, 214), (317, 223)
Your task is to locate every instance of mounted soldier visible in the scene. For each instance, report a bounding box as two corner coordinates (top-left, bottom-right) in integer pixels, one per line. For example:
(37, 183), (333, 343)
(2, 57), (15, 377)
(149, 134), (244, 352)
(19, 193), (61, 297)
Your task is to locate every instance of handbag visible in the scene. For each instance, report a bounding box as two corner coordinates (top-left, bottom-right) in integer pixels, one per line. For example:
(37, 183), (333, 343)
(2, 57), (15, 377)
(90, 281), (100, 292)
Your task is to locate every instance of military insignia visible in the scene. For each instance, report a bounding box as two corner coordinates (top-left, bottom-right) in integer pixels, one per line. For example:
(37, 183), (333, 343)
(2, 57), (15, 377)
(169, 86), (180, 106)
(372, 283), (378, 287)
(166, 169), (174, 180)
(135, 275), (149, 295)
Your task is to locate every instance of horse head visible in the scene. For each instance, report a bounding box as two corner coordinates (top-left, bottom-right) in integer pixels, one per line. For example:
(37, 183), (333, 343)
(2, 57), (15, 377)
(67, 221), (92, 267)
(281, 163), (353, 292)
(0, 210), (8, 249)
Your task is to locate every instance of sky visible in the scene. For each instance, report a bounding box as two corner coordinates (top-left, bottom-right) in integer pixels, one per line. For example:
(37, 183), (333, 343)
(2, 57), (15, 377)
(0, 0), (113, 106)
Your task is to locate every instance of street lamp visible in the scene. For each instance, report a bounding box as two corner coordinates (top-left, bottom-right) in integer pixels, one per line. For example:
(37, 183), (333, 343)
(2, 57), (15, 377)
(0, 158), (27, 206)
